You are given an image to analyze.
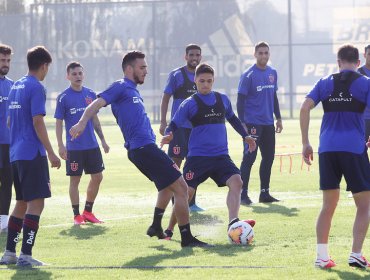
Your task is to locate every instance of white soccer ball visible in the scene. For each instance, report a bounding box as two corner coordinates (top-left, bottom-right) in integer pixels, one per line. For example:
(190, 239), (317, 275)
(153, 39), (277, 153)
(227, 220), (254, 245)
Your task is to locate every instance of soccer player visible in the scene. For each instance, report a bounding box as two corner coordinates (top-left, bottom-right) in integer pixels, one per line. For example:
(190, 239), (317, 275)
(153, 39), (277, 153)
(55, 62), (109, 225)
(300, 44), (370, 269)
(358, 44), (370, 142)
(0, 46), (61, 266)
(0, 44), (14, 234)
(161, 63), (257, 240)
(237, 41), (283, 205)
(160, 44), (204, 212)
(69, 51), (210, 248)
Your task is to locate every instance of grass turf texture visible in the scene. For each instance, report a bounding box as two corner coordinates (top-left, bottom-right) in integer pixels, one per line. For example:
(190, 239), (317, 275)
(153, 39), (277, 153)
(0, 115), (369, 279)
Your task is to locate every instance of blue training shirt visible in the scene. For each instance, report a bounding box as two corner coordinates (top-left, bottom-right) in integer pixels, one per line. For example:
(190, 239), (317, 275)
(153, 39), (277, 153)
(54, 86), (99, 151)
(0, 76), (13, 144)
(171, 91), (234, 157)
(98, 78), (156, 150)
(7, 75), (47, 161)
(163, 66), (195, 128)
(306, 70), (370, 154)
(238, 64), (278, 125)
(358, 66), (370, 120)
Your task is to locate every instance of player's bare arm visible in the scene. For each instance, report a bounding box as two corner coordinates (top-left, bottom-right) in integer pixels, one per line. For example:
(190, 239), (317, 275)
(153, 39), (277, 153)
(92, 114), (110, 153)
(70, 97), (107, 140)
(300, 97), (315, 165)
(159, 93), (171, 136)
(33, 114), (61, 169)
(55, 119), (67, 160)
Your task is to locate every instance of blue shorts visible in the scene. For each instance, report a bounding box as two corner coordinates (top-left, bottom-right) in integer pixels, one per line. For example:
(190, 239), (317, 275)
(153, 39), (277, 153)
(12, 153), (51, 202)
(168, 128), (191, 159)
(66, 147), (104, 176)
(183, 155), (240, 189)
(0, 144), (10, 168)
(319, 150), (370, 194)
(128, 143), (182, 191)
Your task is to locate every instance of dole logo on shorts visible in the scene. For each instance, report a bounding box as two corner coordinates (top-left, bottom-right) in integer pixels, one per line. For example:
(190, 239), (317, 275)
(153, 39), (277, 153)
(70, 162), (79, 172)
(173, 146), (181, 155)
(185, 170), (194, 181)
(85, 96), (93, 105)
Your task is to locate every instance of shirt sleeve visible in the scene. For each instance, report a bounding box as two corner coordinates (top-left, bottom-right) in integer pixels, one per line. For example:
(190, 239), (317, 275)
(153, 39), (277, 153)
(237, 72), (251, 96)
(98, 83), (120, 106)
(172, 98), (193, 127)
(54, 94), (65, 120)
(163, 72), (176, 95)
(306, 79), (323, 106)
(31, 85), (46, 117)
(223, 95), (234, 119)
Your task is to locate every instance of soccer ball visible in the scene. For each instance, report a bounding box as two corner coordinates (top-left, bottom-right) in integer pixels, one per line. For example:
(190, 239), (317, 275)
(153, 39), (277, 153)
(227, 220), (254, 245)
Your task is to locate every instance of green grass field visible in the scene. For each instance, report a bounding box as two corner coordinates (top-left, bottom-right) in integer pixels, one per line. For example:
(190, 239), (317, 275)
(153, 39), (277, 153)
(1, 115), (369, 279)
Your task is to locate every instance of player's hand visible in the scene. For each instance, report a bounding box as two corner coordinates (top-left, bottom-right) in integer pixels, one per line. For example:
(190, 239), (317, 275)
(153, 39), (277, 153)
(160, 132), (173, 148)
(102, 140), (110, 153)
(69, 122), (86, 140)
(48, 152), (61, 169)
(159, 121), (167, 136)
(276, 119), (283, 133)
(302, 143), (313, 165)
(58, 145), (67, 160)
(244, 136), (257, 153)
(367, 136), (370, 148)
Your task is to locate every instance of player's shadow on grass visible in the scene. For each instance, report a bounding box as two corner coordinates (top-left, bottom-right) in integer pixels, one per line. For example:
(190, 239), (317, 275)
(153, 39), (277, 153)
(9, 267), (52, 280)
(122, 243), (249, 269)
(332, 269), (370, 280)
(189, 212), (224, 225)
(59, 224), (107, 240)
(249, 203), (299, 217)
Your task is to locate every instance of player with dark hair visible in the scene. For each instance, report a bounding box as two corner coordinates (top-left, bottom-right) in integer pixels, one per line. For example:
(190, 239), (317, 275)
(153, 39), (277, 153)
(358, 44), (370, 142)
(55, 61), (109, 225)
(0, 46), (61, 266)
(160, 44), (204, 212)
(0, 44), (14, 234)
(161, 63), (257, 240)
(300, 44), (370, 269)
(237, 41), (282, 205)
(70, 50), (210, 248)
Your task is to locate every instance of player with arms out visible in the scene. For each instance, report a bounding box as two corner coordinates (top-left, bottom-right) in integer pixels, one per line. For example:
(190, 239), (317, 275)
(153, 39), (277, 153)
(69, 51), (210, 248)
(300, 44), (370, 269)
(160, 44), (204, 212)
(0, 46), (61, 266)
(55, 62), (109, 225)
(161, 63), (257, 239)
(0, 44), (14, 234)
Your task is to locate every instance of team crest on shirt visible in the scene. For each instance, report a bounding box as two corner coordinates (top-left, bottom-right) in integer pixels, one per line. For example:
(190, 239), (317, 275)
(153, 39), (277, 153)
(185, 170), (194, 181)
(85, 96), (93, 105)
(269, 74), (275, 84)
(70, 162), (79, 172)
(250, 127), (257, 135)
(173, 146), (181, 155)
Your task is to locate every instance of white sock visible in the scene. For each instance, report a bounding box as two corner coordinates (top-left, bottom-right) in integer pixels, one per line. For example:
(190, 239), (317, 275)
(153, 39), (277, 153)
(317, 243), (329, 260)
(350, 252), (362, 258)
(0, 215), (9, 229)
